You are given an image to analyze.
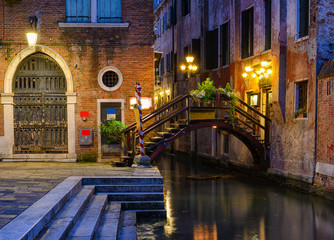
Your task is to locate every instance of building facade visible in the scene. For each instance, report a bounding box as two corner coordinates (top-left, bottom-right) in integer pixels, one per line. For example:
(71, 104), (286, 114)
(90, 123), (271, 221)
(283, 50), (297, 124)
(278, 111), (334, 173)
(154, 0), (334, 192)
(0, 0), (154, 162)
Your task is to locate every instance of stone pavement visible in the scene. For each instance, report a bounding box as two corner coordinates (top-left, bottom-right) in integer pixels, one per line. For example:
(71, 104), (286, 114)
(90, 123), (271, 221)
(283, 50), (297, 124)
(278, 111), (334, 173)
(0, 162), (156, 229)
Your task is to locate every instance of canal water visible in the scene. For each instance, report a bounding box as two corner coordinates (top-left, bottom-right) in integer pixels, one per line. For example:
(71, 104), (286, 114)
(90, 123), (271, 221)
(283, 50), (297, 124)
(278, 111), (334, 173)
(137, 152), (334, 240)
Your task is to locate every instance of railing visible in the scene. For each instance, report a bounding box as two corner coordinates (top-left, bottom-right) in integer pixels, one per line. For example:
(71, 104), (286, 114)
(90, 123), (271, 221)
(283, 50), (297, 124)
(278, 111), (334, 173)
(122, 94), (189, 156)
(122, 94), (271, 158)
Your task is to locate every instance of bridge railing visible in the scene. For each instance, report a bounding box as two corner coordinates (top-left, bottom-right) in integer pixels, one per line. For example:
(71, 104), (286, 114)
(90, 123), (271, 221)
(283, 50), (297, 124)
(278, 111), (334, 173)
(122, 94), (189, 156)
(122, 94), (271, 158)
(234, 98), (271, 149)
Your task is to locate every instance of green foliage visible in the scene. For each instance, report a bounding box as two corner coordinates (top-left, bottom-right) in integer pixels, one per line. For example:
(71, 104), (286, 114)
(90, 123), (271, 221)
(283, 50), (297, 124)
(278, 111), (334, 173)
(100, 119), (127, 144)
(295, 108), (307, 114)
(189, 78), (238, 127)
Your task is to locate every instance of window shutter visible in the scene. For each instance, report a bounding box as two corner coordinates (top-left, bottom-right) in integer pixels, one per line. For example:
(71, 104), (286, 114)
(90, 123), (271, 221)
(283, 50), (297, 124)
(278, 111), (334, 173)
(66, 0), (90, 23)
(220, 22), (229, 66)
(241, 8), (253, 58)
(98, 0), (122, 23)
(205, 29), (218, 69)
(192, 38), (201, 68)
(163, 12), (167, 31)
(264, 0), (272, 50)
(298, 0), (309, 37)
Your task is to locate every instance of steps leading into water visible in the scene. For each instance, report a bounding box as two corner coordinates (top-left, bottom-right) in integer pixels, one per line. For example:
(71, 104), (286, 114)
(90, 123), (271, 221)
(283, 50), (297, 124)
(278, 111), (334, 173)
(0, 168), (165, 240)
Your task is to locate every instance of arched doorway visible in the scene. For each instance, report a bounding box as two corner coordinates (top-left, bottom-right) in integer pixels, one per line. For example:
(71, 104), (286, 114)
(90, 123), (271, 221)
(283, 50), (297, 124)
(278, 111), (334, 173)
(13, 53), (68, 153)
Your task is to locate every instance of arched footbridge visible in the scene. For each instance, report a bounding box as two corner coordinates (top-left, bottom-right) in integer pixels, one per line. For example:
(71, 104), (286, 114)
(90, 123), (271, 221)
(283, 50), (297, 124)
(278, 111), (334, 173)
(122, 95), (271, 169)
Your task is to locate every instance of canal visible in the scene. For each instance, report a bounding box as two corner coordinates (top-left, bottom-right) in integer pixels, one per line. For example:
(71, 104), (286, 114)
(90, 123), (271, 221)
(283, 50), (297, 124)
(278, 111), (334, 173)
(137, 152), (334, 240)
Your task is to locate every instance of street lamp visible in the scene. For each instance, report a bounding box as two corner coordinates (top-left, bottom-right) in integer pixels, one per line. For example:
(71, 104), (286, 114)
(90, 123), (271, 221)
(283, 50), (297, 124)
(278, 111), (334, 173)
(180, 55), (198, 78)
(26, 16), (38, 47)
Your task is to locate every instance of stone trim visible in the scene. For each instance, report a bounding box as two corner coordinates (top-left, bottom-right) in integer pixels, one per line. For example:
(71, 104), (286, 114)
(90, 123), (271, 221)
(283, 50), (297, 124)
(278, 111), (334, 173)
(58, 22), (129, 28)
(97, 99), (125, 162)
(98, 66), (123, 92)
(316, 162), (334, 178)
(0, 45), (77, 160)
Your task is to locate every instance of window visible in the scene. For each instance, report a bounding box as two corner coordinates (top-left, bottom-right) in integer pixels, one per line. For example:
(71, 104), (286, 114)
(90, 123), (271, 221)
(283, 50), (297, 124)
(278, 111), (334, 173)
(182, 0), (190, 16)
(163, 12), (167, 31)
(241, 7), (254, 59)
(66, 0), (122, 23)
(192, 39), (201, 69)
(220, 21), (230, 66)
(206, 29), (218, 69)
(98, 66), (123, 91)
(264, 0), (271, 50)
(160, 57), (164, 75)
(249, 93), (259, 107)
(166, 53), (171, 72)
(295, 80), (308, 113)
(297, 0), (309, 38)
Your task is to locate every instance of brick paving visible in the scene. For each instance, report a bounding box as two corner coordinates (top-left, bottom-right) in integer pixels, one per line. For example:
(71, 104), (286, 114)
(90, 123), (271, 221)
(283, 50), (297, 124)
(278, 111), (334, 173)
(0, 162), (149, 229)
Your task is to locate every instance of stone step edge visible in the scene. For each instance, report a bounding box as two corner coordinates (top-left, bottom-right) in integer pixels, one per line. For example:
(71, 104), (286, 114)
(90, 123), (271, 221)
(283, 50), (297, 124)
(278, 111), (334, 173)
(82, 176), (163, 185)
(39, 185), (95, 240)
(0, 176), (83, 240)
(68, 194), (108, 239)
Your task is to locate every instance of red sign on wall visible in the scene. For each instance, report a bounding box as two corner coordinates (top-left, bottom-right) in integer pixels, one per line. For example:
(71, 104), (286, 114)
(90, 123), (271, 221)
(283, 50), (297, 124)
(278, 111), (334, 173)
(80, 111), (89, 117)
(81, 129), (91, 136)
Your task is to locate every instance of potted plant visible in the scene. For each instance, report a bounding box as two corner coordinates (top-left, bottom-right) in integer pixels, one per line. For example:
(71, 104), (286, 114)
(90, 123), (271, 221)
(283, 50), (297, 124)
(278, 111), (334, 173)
(295, 108), (307, 118)
(99, 119), (127, 160)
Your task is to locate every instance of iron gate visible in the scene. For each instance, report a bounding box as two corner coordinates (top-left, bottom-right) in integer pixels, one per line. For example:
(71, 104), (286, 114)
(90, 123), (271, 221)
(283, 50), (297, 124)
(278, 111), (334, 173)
(13, 53), (68, 153)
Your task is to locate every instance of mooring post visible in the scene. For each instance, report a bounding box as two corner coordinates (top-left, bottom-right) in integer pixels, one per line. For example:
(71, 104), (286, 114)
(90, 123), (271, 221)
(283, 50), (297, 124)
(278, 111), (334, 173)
(132, 82), (151, 168)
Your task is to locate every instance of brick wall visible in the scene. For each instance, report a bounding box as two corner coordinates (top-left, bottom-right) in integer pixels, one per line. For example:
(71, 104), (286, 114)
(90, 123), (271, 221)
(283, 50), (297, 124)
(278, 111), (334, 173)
(0, 0), (154, 156)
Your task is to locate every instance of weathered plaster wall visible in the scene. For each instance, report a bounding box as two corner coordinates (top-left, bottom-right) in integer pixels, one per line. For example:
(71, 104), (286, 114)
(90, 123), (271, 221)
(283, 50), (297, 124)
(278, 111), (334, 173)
(270, 0), (318, 181)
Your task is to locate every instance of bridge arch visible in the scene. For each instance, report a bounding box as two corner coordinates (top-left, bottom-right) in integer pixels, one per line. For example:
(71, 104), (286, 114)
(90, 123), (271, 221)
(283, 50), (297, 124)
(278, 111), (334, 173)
(150, 120), (267, 169)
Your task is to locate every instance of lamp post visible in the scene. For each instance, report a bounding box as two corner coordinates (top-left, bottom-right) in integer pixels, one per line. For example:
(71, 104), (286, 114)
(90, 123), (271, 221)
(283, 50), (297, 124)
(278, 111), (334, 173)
(180, 55), (198, 79)
(26, 16), (38, 47)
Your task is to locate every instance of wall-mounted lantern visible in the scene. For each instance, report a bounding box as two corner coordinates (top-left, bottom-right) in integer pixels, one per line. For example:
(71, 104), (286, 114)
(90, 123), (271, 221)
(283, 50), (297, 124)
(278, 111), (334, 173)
(27, 16), (38, 47)
(242, 61), (273, 88)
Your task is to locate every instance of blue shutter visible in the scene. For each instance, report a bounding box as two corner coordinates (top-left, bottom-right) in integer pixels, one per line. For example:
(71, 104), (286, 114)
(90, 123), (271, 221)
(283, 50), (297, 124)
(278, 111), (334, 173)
(66, 0), (90, 23)
(98, 0), (121, 23)
(163, 12), (167, 31)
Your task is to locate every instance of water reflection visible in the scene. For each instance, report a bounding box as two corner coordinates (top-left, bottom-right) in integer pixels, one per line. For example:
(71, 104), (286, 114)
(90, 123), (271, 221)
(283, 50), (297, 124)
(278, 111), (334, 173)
(137, 153), (334, 240)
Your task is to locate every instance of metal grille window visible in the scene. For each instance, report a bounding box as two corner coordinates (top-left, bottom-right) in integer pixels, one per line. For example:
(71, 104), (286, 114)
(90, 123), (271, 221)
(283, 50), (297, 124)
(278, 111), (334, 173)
(102, 71), (119, 88)
(98, 66), (123, 91)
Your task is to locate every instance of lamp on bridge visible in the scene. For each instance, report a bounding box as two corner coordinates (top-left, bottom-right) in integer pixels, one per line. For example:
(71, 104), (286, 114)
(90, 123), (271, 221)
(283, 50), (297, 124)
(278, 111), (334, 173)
(180, 55), (198, 79)
(26, 16), (38, 47)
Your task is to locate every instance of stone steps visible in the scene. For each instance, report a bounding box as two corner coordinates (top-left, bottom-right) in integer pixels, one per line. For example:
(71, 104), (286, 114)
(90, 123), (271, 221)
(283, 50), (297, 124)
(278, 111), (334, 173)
(38, 185), (95, 240)
(95, 184), (163, 193)
(0, 171), (165, 240)
(68, 194), (108, 239)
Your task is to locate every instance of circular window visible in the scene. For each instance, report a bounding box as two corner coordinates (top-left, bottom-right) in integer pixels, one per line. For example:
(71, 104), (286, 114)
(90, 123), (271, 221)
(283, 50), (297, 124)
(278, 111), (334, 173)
(98, 66), (123, 91)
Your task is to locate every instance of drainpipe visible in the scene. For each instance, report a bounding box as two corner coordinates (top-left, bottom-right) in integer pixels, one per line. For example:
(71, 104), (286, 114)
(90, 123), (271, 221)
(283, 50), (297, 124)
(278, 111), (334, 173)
(312, 76), (318, 185)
